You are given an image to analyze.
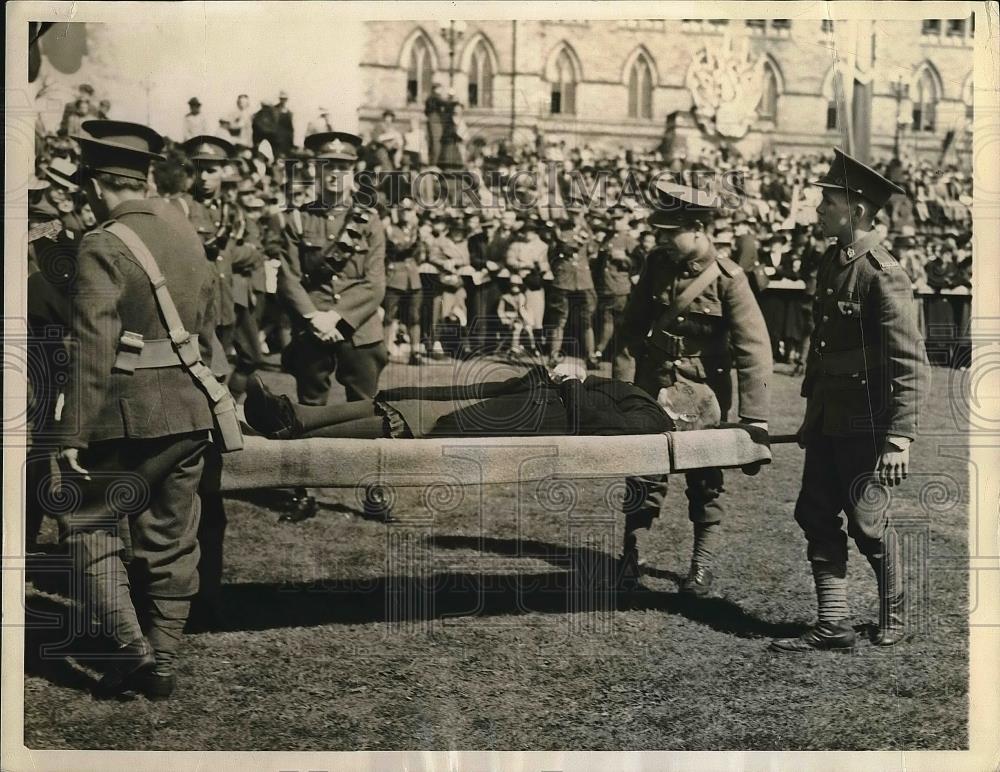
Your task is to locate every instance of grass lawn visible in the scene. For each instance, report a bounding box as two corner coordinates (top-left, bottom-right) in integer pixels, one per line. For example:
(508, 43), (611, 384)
(22, 360), (969, 751)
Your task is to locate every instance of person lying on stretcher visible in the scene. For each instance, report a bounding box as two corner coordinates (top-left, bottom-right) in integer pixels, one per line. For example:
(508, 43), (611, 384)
(243, 363), (723, 441)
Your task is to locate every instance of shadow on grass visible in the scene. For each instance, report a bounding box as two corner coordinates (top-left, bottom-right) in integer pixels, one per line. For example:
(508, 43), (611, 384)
(200, 533), (805, 639)
(22, 534), (805, 695)
(23, 594), (105, 694)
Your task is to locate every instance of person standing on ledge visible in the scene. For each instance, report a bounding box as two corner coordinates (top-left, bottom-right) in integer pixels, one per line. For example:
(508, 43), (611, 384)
(770, 148), (930, 654)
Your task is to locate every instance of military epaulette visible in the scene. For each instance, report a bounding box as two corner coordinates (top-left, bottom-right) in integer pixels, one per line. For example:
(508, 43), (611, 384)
(715, 256), (743, 278)
(81, 218), (116, 239)
(868, 245), (898, 271)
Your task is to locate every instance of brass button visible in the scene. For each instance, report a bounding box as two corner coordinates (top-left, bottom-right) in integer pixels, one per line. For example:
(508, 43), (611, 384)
(847, 248), (855, 258)
(861, 379), (866, 385)
(676, 316), (684, 322)
(819, 341), (827, 348)
(334, 293), (341, 301)
(822, 315), (829, 322)
(826, 288), (834, 295)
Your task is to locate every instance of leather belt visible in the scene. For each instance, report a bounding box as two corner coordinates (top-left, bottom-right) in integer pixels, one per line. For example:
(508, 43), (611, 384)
(114, 333), (200, 373)
(811, 345), (879, 376)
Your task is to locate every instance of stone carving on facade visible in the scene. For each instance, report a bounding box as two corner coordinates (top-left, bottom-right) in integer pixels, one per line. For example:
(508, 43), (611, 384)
(685, 33), (765, 139)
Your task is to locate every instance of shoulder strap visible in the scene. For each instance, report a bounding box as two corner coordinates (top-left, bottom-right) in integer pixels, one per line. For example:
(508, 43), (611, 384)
(715, 256), (743, 278)
(105, 221), (192, 350)
(868, 244), (899, 271)
(659, 260), (722, 320)
(104, 220), (243, 451)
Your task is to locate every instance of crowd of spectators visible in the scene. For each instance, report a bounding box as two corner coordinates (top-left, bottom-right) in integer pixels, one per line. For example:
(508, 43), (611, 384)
(31, 84), (975, 384)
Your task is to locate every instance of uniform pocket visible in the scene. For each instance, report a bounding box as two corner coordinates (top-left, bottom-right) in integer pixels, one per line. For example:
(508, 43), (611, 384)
(836, 299), (862, 320)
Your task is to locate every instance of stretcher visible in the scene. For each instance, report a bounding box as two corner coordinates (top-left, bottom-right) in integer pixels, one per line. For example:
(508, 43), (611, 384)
(217, 427), (774, 492)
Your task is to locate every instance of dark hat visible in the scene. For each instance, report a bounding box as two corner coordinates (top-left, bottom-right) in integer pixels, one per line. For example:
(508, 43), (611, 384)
(183, 135), (235, 163)
(893, 234), (916, 249)
(304, 131), (362, 161)
(649, 181), (720, 229)
(79, 83), (95, 96)
(811, 147), (905, 209)
(74, 120), (165, 180)
(188, 97), (202, 107)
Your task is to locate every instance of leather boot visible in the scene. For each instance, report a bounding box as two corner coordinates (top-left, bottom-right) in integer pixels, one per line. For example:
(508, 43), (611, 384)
(680, 563), (714, 596)
(867, 549), (908, 646)
(245, 374), (301, 439)
(769, 619), (856, 653)
(873, 592), (908, 646)
(93, 636), (156, 699)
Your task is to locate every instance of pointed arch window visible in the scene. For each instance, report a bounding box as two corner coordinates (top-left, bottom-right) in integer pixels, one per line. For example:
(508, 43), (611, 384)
(467, 40), (494, 108)
(550, 49), (577, 115)
(628, 54), (654, 119)
(912, 68), (939, 132)
(406, 36), (435, 104)
(758, 62), (779, 121)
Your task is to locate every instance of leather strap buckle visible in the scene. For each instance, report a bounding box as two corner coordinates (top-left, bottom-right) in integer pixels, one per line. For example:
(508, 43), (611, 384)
(113, 331), (145, 374)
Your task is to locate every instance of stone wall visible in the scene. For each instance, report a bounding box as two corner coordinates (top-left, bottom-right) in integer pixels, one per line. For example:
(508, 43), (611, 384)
(360, 18), (974, 162)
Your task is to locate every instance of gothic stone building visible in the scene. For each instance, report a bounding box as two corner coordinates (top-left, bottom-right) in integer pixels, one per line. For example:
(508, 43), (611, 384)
(359, 17), (974, 162)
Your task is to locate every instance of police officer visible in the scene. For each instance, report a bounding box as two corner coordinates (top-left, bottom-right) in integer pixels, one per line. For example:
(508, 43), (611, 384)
(613, 182), (772, 593)
(277, 131), (388, 520)
(54, 120), (220, 698)
(771, 149), (930, 653)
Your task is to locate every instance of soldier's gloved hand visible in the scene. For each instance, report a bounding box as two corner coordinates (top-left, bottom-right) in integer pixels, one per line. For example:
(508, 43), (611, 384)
(310, 310), (344, 343)
(739, 419), (769, 443)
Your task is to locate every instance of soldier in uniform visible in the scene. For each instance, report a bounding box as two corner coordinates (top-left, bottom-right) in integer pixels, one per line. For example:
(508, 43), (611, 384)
(613, 182), (772, 593)
(771, 149), (930, 653)
(169, 137), (241, 625)
(276, 131), (388, 520)
(178, 136), (239, 375)
(595, 205), (639, 366)
(547, 203), (598, 368)
(53, 120), (220, 699)
(383, 198), (424, 364)
(223, 177), (269, 397)
(26, 176), (79, 549)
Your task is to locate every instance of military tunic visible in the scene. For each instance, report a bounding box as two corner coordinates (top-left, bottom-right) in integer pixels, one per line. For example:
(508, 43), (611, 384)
(614, 246), (772, 527)
(277, 200), (388, 404)
(795, 230), (930, 564)
(54, 198), (217, 606)
(384, 221), (423, 328)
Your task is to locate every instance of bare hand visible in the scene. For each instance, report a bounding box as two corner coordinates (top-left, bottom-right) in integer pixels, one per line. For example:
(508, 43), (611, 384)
(876, 445), (909, 487)
(58, 448), (90, 480)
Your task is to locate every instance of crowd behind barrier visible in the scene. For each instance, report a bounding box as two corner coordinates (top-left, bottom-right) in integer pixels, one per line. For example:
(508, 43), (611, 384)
(30, 85), (974, 399)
